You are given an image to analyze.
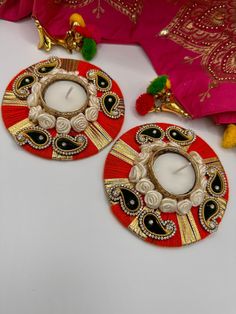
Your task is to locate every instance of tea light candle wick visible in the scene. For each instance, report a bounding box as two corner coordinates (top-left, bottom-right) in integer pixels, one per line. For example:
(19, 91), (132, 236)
(174, 162), (192, 174)
(65, 86), (74, 99)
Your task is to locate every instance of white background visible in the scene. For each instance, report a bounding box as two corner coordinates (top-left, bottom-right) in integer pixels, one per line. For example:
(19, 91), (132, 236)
(0, 18), (236, 314)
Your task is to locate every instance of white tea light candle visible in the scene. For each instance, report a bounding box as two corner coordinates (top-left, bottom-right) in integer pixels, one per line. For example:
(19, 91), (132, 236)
(153, 152), (196, 195)
(44, 80), (88, 113)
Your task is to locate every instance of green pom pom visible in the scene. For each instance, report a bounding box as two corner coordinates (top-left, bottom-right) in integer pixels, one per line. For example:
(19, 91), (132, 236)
(147, 75), (168, 95)
(81, 38), (97, 61)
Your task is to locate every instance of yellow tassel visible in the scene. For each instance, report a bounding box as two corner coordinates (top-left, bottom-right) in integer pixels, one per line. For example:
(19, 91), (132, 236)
(69, 13), (86, 27)
(222, 124), (236, 148)
(166, 79), (171, 89)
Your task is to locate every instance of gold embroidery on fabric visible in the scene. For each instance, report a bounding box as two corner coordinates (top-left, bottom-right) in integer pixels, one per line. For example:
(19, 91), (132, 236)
(54, 0), (143, 22)
(162, 1), (236, 98)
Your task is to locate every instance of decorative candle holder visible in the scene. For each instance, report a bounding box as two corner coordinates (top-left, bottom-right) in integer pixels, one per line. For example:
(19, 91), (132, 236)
(104, 123), (228, 247)
(2, 57), (125, 160)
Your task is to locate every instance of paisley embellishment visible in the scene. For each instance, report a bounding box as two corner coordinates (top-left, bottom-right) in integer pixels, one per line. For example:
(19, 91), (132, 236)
(108, 185), (142, 215)
(136, 124), (165, 144)
(139, 210), (176, 240)
(100, 92), (124, 119)
(163, 1), (236, 84)
(87, 69), (112, 92)
(12, 72), (37, 99)
(34, 56), (61, 77)
(52, 134), (88, 156)
(166, 126), (196, 145)
(207, 167), (227, 197)
(199, 198), (222, 233)
(15, 127), (52, 149)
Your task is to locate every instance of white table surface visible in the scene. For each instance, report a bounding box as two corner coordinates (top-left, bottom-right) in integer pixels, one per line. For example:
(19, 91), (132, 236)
(0, 18), (236, 314)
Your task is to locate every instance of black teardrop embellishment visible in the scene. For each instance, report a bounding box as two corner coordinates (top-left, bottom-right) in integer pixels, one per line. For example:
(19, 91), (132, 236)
(18, 76), (35, 88)
(142, 127), (162, 138)
(136, 124), (164, 144)
(143, 214), (167, 235)
(56, 137), (79, 151)
(87, 69), (112, 91)
(97, 75), (109, 89)
(120, 187), (140, 212)
(100, 92), (123, 119)
(53, 135), (88, 156)
(203, 200), (218, 222)
(207, 167), (226, 197)
(34, 57), (61, 77)
(26, 130), (48, 145)
(166, 126), (196, 145)
(103, 94), (117, 113)
(170, 129), (188, 141)
(15, 127), (52, 149)
(199, 198), (221, 233)
(211, 174), (222, 194)
(139, 211), (176, 240)
(109, 186), (142, 215)
(38, 65), (56, 74)
(13, 72), (37, 99)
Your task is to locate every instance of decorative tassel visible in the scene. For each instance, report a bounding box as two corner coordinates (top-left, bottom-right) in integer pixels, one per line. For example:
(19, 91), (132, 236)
(222, 124), (236, 148)
(135, 75), (190, 118)
(34, 13), (98, 60)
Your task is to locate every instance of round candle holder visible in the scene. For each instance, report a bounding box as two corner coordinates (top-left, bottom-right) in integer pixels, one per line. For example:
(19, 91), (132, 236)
(2, 57), (125, 160)
(104, 123), (229, 247)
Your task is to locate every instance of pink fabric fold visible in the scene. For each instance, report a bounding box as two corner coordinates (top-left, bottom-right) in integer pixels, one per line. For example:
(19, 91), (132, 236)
(0, 0), (32, 21)
(1, 0), (236, 125)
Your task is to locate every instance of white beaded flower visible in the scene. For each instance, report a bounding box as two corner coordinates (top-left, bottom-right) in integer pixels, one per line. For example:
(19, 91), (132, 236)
(38, 113), (56, 129)
(56, 117), (71, 134)
(190, 189), (205, 207)
(177, 199), (192, 215)
(135, 178), (154, 194)
(85, 107), (99, 122)
(159, 198), (177, 213)
(70, 113), (88, 132)
(144, 190), (163, 210)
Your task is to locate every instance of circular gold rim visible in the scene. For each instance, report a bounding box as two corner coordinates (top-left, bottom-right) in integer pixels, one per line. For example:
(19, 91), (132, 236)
(39, 73), (89, 118)
(147, 146), (201, 200)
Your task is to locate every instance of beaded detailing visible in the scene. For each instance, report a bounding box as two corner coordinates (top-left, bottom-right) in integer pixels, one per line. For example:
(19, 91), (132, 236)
(160, 1), (236, 99)
(54, 0), (143, 22)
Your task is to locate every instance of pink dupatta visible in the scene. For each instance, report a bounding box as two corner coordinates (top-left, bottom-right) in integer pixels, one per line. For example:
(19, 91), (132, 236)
(1, 0), (236, 125)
